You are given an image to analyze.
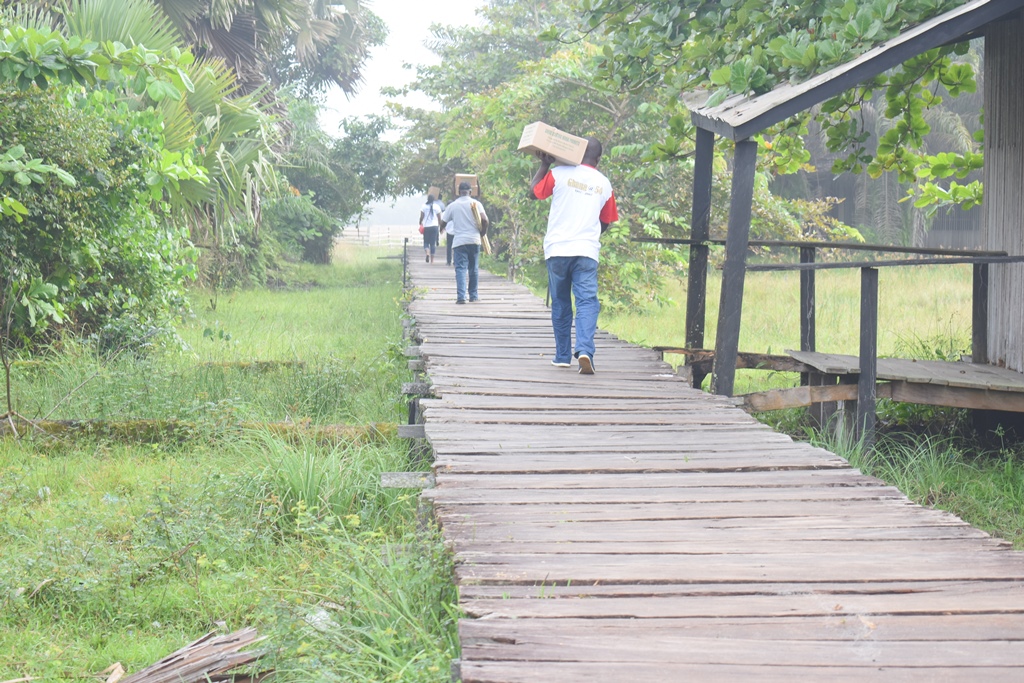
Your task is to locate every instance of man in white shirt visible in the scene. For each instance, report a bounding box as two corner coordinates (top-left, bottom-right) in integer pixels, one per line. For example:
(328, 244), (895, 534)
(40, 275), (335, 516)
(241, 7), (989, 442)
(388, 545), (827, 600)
(530, 137), (619, 374)
(440, 181), (489, 304)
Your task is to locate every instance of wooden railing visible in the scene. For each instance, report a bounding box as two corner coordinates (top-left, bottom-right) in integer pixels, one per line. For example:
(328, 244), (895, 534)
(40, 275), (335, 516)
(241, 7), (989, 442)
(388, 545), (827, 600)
(634, 236), (1024, 445)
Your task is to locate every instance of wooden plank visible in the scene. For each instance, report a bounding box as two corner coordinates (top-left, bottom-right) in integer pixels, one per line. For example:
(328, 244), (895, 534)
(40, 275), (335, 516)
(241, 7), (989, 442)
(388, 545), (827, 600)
(452, 538), (1007, 557)
(889, 381), (1024, 412)
(433, 499), (967, 526)
(453, 551), (1024, 585)
(458, 626), (1024, 666)
(460, 660), (1024, 683)
(397, 424), (425, 438)
(425, 485), (906, 505)
(459, 579), (1024, 602)
(422, 408), (756, 425)
(440, 519), (987, 543)
(741, 382), (866, 411)
(431, 469), (885, 489)
(461, 614), (1024, 646)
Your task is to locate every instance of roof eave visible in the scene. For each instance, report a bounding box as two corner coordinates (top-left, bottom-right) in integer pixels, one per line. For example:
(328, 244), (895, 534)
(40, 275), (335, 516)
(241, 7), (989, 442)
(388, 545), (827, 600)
(689, 0), (1024, 140)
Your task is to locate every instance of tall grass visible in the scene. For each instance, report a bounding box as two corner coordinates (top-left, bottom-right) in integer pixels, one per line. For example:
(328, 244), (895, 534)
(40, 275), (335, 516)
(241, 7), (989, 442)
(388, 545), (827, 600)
(0, 250), (459, 681)
(8, 247), (407, 425)
(810, 428), (1024, 549)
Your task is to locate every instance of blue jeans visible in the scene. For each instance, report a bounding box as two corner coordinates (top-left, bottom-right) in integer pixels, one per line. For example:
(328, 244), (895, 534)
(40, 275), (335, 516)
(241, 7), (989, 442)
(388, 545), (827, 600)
(546, 256), (599, 363)
(454, 244), (480, 302)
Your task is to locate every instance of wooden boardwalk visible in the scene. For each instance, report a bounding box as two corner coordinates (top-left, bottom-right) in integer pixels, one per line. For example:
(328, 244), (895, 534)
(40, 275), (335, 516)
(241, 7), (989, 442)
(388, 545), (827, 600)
(405, 258), (1024, 682)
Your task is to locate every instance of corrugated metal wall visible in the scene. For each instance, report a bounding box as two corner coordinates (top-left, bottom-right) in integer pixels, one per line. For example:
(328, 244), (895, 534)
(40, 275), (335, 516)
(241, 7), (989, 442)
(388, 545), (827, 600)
(983, 14), (1024, 372)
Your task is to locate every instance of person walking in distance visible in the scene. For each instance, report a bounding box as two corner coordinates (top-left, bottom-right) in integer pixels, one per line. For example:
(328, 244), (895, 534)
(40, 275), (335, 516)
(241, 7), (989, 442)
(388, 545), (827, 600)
(530, 137), (618, 374)
(419, 193), (445, 263)
(440, 181), (489, 304)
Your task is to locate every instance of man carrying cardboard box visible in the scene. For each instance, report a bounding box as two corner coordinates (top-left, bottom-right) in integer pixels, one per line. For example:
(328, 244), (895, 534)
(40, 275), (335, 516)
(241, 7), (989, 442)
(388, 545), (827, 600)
(530, 137), (618, 374)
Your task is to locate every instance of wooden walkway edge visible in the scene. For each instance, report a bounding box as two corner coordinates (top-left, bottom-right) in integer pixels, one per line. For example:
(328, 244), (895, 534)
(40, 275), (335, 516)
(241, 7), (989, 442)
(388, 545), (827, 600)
(405, 258), (1024, 682)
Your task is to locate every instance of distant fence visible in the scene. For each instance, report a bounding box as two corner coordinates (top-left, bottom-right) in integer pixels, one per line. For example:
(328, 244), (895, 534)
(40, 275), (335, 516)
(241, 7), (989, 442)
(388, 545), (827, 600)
(338, 224), (421, 248)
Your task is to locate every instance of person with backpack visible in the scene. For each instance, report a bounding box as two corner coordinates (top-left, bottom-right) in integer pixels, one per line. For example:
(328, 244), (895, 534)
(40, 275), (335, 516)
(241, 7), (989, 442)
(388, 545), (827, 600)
(440, 181), (489, 304)
(419, 193), (445, 263)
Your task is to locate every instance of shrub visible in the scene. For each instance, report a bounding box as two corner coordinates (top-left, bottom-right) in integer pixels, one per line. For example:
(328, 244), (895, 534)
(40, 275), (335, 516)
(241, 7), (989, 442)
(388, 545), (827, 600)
(263, 193), (340, 264)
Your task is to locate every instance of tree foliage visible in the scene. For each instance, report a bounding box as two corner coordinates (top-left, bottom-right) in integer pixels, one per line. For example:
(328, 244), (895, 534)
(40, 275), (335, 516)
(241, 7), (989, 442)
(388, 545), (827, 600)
(579, 0), (983, 211)
(396, 0), (851, 308)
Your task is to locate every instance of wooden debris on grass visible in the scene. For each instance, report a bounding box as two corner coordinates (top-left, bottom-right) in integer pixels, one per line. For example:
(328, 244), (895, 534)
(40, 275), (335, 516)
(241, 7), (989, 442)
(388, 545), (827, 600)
(118, 628), (269, 683)
(0, 418), (397, 446)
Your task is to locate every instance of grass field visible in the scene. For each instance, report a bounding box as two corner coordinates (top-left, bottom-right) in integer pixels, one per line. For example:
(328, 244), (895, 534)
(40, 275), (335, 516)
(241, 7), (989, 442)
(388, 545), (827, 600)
(0, 245), (458, 681)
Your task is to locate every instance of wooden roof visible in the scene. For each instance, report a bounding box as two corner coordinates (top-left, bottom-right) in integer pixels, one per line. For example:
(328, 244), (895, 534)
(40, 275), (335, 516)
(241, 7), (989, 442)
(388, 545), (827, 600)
(689, 0), (1024, 140)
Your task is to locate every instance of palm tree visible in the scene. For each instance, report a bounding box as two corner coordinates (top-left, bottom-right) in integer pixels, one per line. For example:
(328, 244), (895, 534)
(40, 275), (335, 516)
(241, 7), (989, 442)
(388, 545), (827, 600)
(152, 0), (384, 95)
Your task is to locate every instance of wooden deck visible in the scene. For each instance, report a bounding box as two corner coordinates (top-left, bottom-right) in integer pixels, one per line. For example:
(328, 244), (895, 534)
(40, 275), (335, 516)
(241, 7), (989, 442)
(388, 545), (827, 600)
(789, 350), (1024, 413)
(404, 258), (1024, 682)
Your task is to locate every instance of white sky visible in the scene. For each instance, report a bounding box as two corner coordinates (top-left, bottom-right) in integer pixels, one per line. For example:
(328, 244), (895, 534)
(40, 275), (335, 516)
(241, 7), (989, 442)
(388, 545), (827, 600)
(318, 0), (488, 135)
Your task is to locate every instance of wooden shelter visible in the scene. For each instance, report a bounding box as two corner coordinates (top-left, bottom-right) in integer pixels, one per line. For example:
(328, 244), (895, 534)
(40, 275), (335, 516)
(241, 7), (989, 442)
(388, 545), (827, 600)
(683, 0), (1024, 402)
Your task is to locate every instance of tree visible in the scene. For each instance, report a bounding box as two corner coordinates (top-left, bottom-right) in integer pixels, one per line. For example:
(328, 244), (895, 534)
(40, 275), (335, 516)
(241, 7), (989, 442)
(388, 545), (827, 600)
(578, 0), (982, 211)
(396, 0), (839, 306)
(151, 0), (385, 95)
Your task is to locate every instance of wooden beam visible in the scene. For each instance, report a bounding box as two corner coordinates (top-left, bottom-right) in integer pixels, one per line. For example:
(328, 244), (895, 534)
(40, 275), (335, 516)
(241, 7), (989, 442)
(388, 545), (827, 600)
(686, 128), (715, 389)
(712, 139), (758, 397)
(749, 255), (1024, 272)
(972, 262), (989, 364)
(741, 383), (893, 412)
(402, 382), (432, 396)
(398, 424), (426, 439)
(655, 348), (814, 374)
(857, 268), (879, 449)
(800, 246), (816, 388)
(889, 382), (1024, 412)
(633, 237), (1008, 258)
(686, 129), (714, 349)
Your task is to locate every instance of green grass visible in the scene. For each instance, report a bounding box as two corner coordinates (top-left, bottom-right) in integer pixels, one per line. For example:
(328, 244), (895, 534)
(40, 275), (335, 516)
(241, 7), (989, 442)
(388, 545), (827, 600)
(9, 247), (407, 425)
(0, 248), (458, 681)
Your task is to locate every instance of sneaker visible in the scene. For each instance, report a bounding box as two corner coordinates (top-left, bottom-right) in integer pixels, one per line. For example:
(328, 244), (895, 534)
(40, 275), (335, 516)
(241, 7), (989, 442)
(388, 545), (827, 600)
(577, 353), (595, 375)
(455, 299), (467, 305)
(425, 254), (430, 263)
(551, 360), (571, 368)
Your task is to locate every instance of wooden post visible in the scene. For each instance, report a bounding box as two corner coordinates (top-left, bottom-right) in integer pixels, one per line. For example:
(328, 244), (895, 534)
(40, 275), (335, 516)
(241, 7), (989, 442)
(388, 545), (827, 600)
(402, 237), (409, 289)
(972, 262), (989, 364)
(711, 139), (758, 396)
(799, 246), (816, 387)
(856, 267), (878, 449)
(686, 129), (715, 389)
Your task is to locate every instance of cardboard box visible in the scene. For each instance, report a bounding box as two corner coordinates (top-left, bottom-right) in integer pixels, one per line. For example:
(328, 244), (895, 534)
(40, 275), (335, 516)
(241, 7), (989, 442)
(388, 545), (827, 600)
(427, 186), (441, 199)
(454, 173), (480, 198)
(517, 121), (587, 165)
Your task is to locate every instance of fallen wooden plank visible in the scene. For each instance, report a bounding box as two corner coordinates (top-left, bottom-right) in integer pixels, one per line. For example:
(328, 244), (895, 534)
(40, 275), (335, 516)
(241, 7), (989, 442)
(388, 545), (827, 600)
(381, 472), (436, 489)
(120, 628), (267, 683)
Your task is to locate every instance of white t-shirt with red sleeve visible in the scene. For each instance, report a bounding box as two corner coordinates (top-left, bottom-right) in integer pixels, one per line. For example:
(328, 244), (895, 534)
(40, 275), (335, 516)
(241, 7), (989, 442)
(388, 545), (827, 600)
(533, 164), (618, 262)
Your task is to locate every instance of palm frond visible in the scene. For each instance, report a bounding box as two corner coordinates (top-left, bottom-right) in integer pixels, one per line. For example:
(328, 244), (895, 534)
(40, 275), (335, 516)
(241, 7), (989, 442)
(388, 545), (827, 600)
(1, 3), (59, 31)
(62, 0), (182, 51)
